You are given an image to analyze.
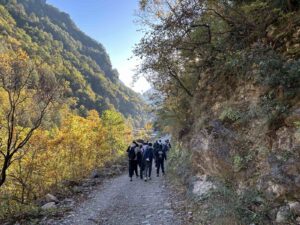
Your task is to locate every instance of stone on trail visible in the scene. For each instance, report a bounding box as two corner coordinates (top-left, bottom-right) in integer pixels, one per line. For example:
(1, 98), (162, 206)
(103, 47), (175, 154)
(45, 194), (59, 203)
(157, 209), (164, 214)
(164, 202), (171, 207)
(42, 202), (57, 210)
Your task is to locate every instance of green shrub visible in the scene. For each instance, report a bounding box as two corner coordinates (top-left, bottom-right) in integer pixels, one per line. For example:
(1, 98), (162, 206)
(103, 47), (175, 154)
(220, 107), (241, 122)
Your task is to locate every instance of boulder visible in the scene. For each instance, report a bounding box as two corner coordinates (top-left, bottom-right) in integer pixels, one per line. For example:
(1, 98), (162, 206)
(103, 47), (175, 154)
(189, 120), (238, 180)
(260, 154), (300, 201)
(45, 193), (58, 203)
(288, 201), (300, 216)
(41, 202), (57, 210)
(276, 206), (291, 223)
(190, 175), (216, 200)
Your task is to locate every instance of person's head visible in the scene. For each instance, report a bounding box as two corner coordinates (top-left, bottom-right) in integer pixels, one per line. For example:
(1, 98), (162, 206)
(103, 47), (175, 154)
(149, 143), (152, 147)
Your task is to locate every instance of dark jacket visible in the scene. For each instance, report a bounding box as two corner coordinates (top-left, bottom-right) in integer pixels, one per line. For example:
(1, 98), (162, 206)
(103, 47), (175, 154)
(127, 145), (136, 160)
(155, 147), (167, 161)
(143, 147), (154, 162)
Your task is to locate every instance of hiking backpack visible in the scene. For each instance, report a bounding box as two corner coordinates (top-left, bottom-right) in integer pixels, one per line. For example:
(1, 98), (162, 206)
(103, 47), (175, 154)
(128, 147), (136, 160)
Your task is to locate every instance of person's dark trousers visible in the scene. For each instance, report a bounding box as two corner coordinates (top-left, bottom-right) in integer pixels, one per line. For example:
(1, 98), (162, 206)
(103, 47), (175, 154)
(129, 160), (135, 178)
(143, 161), (152, 178)
(133, 160), (138, 177)
(139, 162), (144, 179)
(156, 158), (165, 176)
(148, 161), (152, 178)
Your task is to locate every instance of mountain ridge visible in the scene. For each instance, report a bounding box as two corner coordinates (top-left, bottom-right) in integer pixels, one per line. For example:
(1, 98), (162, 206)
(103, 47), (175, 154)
(0, 0), (146, 126)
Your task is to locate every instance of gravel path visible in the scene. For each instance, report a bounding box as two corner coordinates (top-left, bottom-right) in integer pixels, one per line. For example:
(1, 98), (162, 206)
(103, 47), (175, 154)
(44, 173), (184, 225)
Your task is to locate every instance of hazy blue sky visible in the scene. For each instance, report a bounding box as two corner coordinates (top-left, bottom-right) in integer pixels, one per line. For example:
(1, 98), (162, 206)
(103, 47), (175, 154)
(46, 0), (150, 93)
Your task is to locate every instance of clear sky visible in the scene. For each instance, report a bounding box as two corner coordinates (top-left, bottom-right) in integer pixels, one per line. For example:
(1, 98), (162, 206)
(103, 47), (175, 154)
(46, 0), (150, 93)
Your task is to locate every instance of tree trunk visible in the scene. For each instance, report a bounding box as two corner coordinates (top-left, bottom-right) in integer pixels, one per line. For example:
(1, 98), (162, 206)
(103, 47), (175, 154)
(0, 156), (10, 187)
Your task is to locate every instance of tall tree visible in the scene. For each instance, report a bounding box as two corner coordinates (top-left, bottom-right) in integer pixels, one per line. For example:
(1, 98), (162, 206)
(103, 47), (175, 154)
(0, 50), (63, 187)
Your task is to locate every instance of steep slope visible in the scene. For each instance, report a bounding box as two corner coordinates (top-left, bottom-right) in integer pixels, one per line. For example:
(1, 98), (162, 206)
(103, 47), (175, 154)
(0, 0), (146, 126)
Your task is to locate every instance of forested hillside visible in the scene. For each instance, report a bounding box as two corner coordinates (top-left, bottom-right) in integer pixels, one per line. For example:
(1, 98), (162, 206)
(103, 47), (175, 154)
(0, 0), (146, 126)
(135, 0), (300, 224)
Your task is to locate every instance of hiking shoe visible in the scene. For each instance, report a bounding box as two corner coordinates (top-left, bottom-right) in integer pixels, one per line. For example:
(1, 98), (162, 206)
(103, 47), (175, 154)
(130, 178), (132, 182)
(157, 174), (159, 177)
(149, 177), (151, 180)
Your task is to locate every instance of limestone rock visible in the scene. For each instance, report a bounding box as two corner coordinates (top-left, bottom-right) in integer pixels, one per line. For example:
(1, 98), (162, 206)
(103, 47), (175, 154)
(189, 121), (237, 179)
(191, 175), (216, 199)
(288, 201), (300, 216)
(41, 202), (57, 210)
(45, 193), (58, 203)
(276, 206), (291, 223)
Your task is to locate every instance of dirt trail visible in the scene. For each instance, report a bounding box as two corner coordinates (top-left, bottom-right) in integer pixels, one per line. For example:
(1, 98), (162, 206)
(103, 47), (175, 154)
(43, 173), (184, 225)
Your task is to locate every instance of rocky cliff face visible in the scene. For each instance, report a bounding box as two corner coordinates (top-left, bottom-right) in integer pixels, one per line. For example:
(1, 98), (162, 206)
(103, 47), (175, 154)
(168, 23), (300, 225)
(178, 79), (300, 224)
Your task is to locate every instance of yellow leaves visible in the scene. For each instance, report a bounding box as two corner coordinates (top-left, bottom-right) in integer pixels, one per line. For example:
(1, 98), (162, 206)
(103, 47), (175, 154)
(136, 122), (153, 141)
(0, 49), (29, 76)
(7, 36), (21, 48)
(16, 49), (29, 61)
(0, 106), (133, 210)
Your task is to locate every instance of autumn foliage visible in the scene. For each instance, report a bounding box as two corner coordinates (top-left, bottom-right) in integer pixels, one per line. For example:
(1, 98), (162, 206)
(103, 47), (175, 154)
(0, 108), (132, 218)
(0, 50), (133, 219)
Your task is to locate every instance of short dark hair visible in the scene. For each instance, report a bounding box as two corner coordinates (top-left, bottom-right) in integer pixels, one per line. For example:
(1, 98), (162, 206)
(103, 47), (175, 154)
(149, 143), (152, 146)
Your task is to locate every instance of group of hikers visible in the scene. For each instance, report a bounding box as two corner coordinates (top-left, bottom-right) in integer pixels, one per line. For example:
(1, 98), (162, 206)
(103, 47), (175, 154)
(127, 139), (171, 182)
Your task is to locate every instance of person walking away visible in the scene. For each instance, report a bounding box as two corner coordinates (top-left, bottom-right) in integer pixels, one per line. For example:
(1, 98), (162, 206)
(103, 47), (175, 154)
(143, 143), (154, 181)
(155, 143), (167, 176)
(162, 141), (170, 157)
(153, 141), (159, 168)
(142, 142), (148, 155)
(127, 142), (137, 181)
(165, 139), (171, 151)
(132, 142), (140, 178)
(136, 144), (144, 179)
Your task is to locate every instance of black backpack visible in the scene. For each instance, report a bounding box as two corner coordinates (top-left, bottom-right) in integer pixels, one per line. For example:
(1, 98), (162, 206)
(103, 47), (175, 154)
(128, 147), (136, 160)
